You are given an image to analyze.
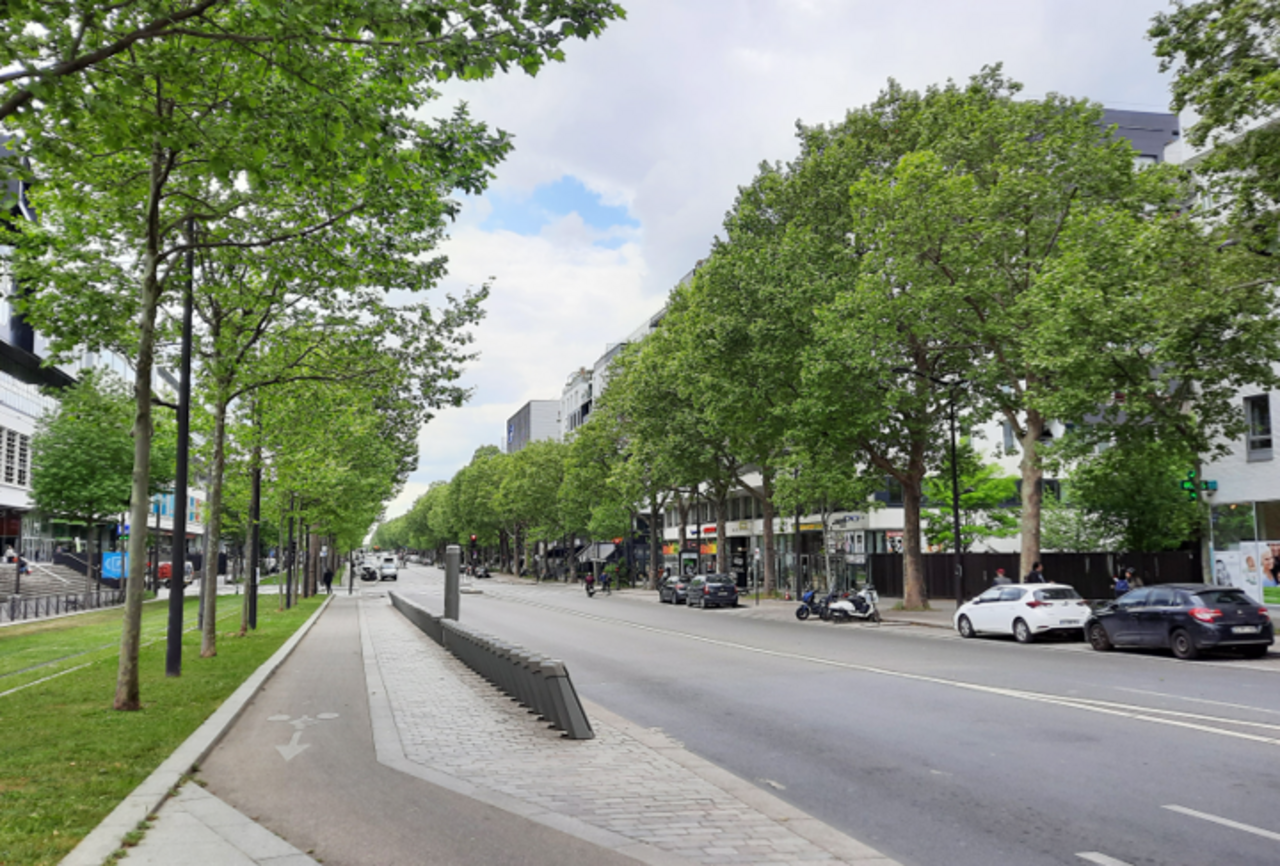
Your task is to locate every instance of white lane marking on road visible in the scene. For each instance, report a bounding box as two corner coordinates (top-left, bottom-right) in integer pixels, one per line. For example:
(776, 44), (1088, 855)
(269, 712), (340, 760)
(1076, 853), (1134, 866)
(482, 591), (1280, 747)
(1114, 687), (1280, 717)
(1164, 805), (1280, 842)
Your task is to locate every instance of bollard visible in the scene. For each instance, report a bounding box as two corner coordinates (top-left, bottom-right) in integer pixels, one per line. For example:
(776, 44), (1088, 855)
(444, 544), (460, 620)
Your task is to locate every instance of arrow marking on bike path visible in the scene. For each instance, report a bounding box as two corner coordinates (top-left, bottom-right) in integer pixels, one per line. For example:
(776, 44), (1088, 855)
(268, 712), (339, 761)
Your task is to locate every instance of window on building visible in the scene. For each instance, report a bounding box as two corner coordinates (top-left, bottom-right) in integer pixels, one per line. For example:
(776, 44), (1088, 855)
(1247, 394), (1273, 460)
(1002, 421), (1019, 454)
(3, 429), (15, 485)
(729, 498), (739, 521)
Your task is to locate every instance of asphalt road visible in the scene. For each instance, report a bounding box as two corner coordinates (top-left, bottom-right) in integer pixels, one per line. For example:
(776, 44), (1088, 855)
(392, 564), (1280, 866)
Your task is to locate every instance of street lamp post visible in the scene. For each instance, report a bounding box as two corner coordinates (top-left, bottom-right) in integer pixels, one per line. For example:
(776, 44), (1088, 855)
(945, 383), (965, 609)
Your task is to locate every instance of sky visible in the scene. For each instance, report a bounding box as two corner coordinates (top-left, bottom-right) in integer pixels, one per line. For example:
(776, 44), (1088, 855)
(383, 0), (1179, 520)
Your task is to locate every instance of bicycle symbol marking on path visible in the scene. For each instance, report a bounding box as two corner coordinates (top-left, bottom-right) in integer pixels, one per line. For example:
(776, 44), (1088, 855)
(267, 713), (339, 761)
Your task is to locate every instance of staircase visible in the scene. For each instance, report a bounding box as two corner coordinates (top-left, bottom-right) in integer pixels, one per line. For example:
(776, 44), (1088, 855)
(0, 561), (96, 597)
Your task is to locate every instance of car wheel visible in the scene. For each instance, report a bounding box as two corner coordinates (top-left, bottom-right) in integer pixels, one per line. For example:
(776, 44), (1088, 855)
(957, 615), (975, 639)
(1241, 645), (1268, 659)
(1087, 622), (1113, 652)
(1170, 629), (1199, 660)
(1013, 618), (1034, 644)
(796, 606), (810, 621)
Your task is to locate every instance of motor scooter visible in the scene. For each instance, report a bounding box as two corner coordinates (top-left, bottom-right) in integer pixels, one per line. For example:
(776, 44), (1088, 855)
(795, 589), (826, 621)
(825, 583), (881, 623)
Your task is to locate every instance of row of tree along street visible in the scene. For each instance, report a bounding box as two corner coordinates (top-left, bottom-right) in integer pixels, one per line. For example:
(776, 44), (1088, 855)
(381, 29), (1280, 608)
(1, 0), (626, 710)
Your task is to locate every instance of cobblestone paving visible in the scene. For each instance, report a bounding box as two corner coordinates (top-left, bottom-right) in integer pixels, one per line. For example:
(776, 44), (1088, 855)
(363, 597), (860, 865)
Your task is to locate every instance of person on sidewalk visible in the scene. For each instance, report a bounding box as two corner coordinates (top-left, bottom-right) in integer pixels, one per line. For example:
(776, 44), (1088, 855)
(1024, 562), (1046, 583)
(322, 566), (334, 595)
(992, 568), (1012, 586)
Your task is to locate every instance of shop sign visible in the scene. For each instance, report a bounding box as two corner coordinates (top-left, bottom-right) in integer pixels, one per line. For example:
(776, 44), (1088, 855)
(736, 521), (751, 530)
(700, 541), (717, 555)
(799, 523), (823, 532)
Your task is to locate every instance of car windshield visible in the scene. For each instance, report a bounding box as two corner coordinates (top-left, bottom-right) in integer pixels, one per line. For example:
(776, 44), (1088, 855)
(1191, 589), (1253, 606)
(1035, 588), (1081, 601)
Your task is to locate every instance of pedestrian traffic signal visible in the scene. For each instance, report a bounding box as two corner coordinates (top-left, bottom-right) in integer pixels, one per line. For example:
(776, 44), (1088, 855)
(1180, 469), (1198, 501)
(469, 534), (477, 543)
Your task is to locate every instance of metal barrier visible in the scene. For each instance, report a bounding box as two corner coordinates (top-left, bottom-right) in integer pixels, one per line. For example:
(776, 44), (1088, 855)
(2, 588), (127, 624)
(388, 591), (594, 739)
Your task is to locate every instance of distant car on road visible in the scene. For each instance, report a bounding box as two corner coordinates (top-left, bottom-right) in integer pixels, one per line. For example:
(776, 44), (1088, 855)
(1086, 584), (1273, 660)
(379, 556), (398, 581)
(954, 583), (1089, 643)
(658, 575), (689, 604)
(686, 573), (739, 609)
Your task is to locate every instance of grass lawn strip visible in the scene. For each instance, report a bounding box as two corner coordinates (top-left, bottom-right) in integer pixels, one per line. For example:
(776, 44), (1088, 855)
(0, 595), (324, 866)
(0, 597), (240, 693)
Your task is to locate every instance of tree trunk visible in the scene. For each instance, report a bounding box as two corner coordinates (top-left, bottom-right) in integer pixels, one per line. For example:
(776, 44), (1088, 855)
(715, 495), (727, 576)
(648, 502), (662, 590)
(761, 496), (776, 596)
(308, 532), (320, 598)
(1018, 410), (1045, 581)
(116, 148), (165, 711)
(200, 392), (228, 657)
(901, 473), (928, 610)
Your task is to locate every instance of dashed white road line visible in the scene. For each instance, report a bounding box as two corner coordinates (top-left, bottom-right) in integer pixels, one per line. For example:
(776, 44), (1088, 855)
(1076, 852), (1134, 866)
(1114, 686), (1280, 717)
(1164, 804), (1280, 843)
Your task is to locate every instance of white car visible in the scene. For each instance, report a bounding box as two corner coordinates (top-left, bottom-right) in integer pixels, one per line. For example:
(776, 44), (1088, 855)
(378, 556), (398, 581)
(954, 583), (1090, 643)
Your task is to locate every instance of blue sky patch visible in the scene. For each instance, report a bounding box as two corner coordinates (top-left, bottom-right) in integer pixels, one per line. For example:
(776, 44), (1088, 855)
(481, 175), (639, 236)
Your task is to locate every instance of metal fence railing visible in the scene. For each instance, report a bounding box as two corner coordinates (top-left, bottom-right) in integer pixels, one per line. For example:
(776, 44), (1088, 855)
(2, 588), (127, 624)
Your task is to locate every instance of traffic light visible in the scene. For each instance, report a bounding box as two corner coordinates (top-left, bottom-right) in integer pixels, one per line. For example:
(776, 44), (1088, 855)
(1180, 469), (1198, 501)
(470, 534), (477, 543)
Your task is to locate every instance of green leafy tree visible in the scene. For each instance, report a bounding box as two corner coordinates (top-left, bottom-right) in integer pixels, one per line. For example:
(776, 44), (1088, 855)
(495, 440), (567, 578)
(921, 438), (1019, 553)
(1151, 0), (1280, 245)
(6, 0), (621, 711)
(31, 370), (175, 583)
(1055, 441), (1204, 553)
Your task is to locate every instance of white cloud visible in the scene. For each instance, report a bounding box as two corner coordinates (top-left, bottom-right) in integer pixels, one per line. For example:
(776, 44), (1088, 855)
(388, 0), (1176, 518)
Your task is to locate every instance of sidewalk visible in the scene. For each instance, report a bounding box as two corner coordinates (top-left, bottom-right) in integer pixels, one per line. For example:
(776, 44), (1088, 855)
(67, 587), (903, 866)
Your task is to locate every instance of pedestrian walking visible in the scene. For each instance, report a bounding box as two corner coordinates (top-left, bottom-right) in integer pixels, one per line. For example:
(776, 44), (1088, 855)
(1024, 562), (1046, 583)
(322, 566), (334, 595)
(992, 568), (1012, 586)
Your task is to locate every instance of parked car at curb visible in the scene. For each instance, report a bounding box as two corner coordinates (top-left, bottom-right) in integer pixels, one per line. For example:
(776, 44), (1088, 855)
(686, 573), (739, 609)
(659, 575), (690, 604)
(954, 583), (1089, 643)
(1085, 584), (1273, 660)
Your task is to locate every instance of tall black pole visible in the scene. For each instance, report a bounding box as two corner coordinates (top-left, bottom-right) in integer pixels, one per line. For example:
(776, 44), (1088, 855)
(247, 440), (261, 629)
(793, 467), (801, 600)
(949, 389), (964, 608)
(285, 494), (295, 610)
(166, 218), (195, 677)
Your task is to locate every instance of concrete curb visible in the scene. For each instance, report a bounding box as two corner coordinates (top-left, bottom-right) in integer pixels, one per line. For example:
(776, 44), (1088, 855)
(60, 595), (333, 866)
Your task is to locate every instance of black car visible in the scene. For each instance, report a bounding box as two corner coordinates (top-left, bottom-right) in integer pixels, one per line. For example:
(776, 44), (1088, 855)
(1086, 584), (1273, 660)
(658, 575), (690, 604)
(686, 573), (739, 609)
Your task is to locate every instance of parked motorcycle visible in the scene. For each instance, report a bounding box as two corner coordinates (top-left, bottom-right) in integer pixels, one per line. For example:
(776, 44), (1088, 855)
(795, 589), (826, 621)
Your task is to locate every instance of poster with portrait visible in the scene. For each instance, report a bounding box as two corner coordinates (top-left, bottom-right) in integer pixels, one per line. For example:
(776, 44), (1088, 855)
(1213, 550), (1240, 591)
(1235, 543), (1264, 603)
